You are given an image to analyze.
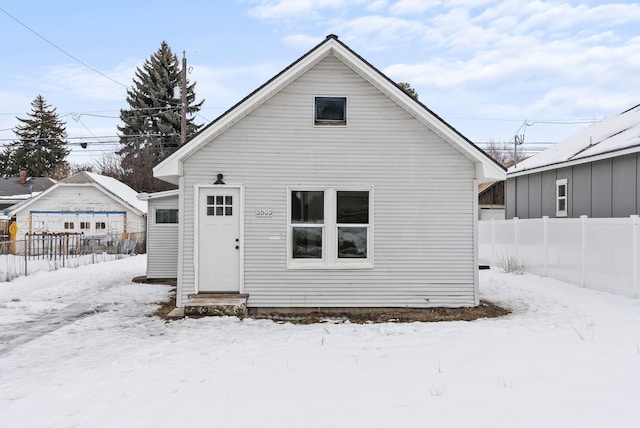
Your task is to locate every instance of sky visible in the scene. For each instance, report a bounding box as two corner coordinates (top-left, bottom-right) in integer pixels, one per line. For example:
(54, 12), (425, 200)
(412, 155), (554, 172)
(1, 0), (640, 166)
(1, 254), (639, 427)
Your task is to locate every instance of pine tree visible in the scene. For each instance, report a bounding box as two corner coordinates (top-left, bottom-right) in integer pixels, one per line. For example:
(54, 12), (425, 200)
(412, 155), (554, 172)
(397, 82), (419, 101)
(117, 41), (204, 192)
(2, 95), (70, 177)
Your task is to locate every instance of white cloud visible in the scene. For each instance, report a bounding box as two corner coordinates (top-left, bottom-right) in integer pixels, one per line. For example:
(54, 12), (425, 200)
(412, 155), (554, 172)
(188, 62), (285, 122)
(366, 0), (388, 12)
(282, 33), (322, 49)
(42, 64), (132, 103)
(334, 15), (429, 51)
(389, 0), (442, 16)
(244, 0), (364, 21)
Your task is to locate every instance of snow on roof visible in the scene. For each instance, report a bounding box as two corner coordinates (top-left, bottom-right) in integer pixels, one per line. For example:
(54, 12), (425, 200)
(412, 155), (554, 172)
(84, 172), (147, 214)
(509, 104), (640, 175)
(0, 191), (43, 200)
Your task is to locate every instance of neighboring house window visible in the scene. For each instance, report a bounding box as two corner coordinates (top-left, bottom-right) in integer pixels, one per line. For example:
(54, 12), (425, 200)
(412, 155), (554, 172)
(314, 96), (347, 126)
(80, 222), (91, 230)
(289, 188), (371, 268)
(64, 222), (74, 230)
(556, 178), (568, 217)
(95, 222), (106, 230)
(156, 208), (179, 224)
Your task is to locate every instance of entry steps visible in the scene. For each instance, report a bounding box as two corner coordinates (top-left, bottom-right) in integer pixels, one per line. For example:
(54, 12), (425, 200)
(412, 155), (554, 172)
(178, 293), (249, 318)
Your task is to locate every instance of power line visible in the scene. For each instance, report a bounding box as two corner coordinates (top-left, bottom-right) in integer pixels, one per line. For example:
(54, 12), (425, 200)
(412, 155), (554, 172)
(0, 6), (128, 90)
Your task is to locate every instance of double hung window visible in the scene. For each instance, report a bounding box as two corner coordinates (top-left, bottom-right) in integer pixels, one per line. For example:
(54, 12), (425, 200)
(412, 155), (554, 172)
(289, 188), (371, 268)
(291, 191), (324, 258)
(556, 178), (568, 217)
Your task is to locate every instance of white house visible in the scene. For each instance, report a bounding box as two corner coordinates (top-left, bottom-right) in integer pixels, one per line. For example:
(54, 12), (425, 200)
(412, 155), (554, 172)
(138, 189), (179, 279)
(6, 171), (147, 239)
(153, 35), (505, 310)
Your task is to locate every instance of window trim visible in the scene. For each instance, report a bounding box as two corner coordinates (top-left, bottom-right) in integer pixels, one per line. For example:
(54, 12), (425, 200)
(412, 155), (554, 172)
(287, 187), (373, 269)
(556, 178), (568, 217)
(155, 208), (179, 224)
(313, 96), (348, 127)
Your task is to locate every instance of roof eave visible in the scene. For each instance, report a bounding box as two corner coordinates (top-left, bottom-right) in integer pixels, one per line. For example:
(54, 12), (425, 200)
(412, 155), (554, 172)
(508, 144), (640, 178)
(154, 37), (338, 183)
(154, 35), (506, 183)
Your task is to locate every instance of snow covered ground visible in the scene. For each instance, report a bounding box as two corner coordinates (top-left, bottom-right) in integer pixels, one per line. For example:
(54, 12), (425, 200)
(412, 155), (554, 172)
(0, 255), (639, 428)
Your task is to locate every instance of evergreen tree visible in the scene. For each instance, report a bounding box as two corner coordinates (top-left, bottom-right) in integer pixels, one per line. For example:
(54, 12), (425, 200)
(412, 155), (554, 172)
(1, 95), (70, 177)
(118, 41), (204, 192)
(397, 82), (419, 101)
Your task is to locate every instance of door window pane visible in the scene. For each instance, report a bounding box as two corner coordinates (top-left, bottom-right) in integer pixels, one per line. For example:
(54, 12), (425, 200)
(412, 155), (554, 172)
(206, 194), (234, 216)
(291, 191), (324, 223)
(337, 191), (369, 223)
(338, 227), (367, 258)
(292, 227), (323, 258)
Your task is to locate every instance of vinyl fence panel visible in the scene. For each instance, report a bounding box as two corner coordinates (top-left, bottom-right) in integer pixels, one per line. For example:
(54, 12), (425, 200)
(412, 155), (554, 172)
(479, 216), (640, 299)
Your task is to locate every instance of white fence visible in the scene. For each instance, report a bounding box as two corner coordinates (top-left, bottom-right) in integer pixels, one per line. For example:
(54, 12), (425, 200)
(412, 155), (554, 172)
(479, 216), (640, 299)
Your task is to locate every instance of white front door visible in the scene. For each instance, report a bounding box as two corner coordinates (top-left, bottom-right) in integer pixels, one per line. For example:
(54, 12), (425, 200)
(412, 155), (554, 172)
(198, 187), (241, 293)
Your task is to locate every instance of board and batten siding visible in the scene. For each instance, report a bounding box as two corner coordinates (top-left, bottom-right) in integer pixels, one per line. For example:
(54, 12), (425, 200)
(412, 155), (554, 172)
(146, 194), (179, 279)
(14, 185), (145, 236)
(506, 153), (640, 219)
(178, 53), (477, 308)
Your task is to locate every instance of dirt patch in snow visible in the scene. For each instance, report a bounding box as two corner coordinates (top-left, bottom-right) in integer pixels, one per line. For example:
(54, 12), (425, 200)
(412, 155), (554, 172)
(248, 300), (510, 324)
(148, 280), (510, 323)
(152, 289), (177, 319)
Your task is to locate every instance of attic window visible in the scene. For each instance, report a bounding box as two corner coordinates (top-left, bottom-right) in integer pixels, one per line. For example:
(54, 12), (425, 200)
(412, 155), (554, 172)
(315, 97), (346, 126)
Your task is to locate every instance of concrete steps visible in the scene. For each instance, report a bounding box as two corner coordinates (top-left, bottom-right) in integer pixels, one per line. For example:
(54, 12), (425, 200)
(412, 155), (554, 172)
(182, 293), (249, 318)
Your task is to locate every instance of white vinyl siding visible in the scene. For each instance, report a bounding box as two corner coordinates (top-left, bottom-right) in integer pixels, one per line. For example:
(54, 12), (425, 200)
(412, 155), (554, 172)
(178, 53), (477, 308)
(147, 194), (179, 279)
(12, 184), (146, 238)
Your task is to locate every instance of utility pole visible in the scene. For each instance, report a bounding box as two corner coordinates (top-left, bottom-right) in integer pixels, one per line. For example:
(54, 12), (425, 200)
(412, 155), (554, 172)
(180, 51), (187, 145)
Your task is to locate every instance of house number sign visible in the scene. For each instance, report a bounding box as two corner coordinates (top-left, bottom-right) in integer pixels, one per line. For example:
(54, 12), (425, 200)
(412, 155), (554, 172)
(255, 209), (273, 217)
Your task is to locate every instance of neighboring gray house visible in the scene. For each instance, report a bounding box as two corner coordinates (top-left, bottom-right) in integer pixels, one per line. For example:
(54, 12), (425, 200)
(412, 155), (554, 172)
(152, 35), (505, 310)
(138, 190), (179, 279)
(0, 170), (56, 210)
(507, 104), (640, 219)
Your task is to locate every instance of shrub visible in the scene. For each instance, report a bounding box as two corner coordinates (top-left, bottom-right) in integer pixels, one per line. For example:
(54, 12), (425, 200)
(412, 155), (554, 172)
(499, 254), (525, 274)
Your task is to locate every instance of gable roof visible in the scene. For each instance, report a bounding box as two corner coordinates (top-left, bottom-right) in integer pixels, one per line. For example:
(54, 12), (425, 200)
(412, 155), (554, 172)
(0, 176), (56, 200)
(509, 104), (640, 177)
(154, 34), (505, 185)
(5, 171), (146, 216)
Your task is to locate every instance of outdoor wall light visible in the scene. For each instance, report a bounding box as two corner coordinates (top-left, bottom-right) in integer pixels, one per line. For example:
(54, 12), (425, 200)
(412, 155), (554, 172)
(214, 174), (225, 185)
